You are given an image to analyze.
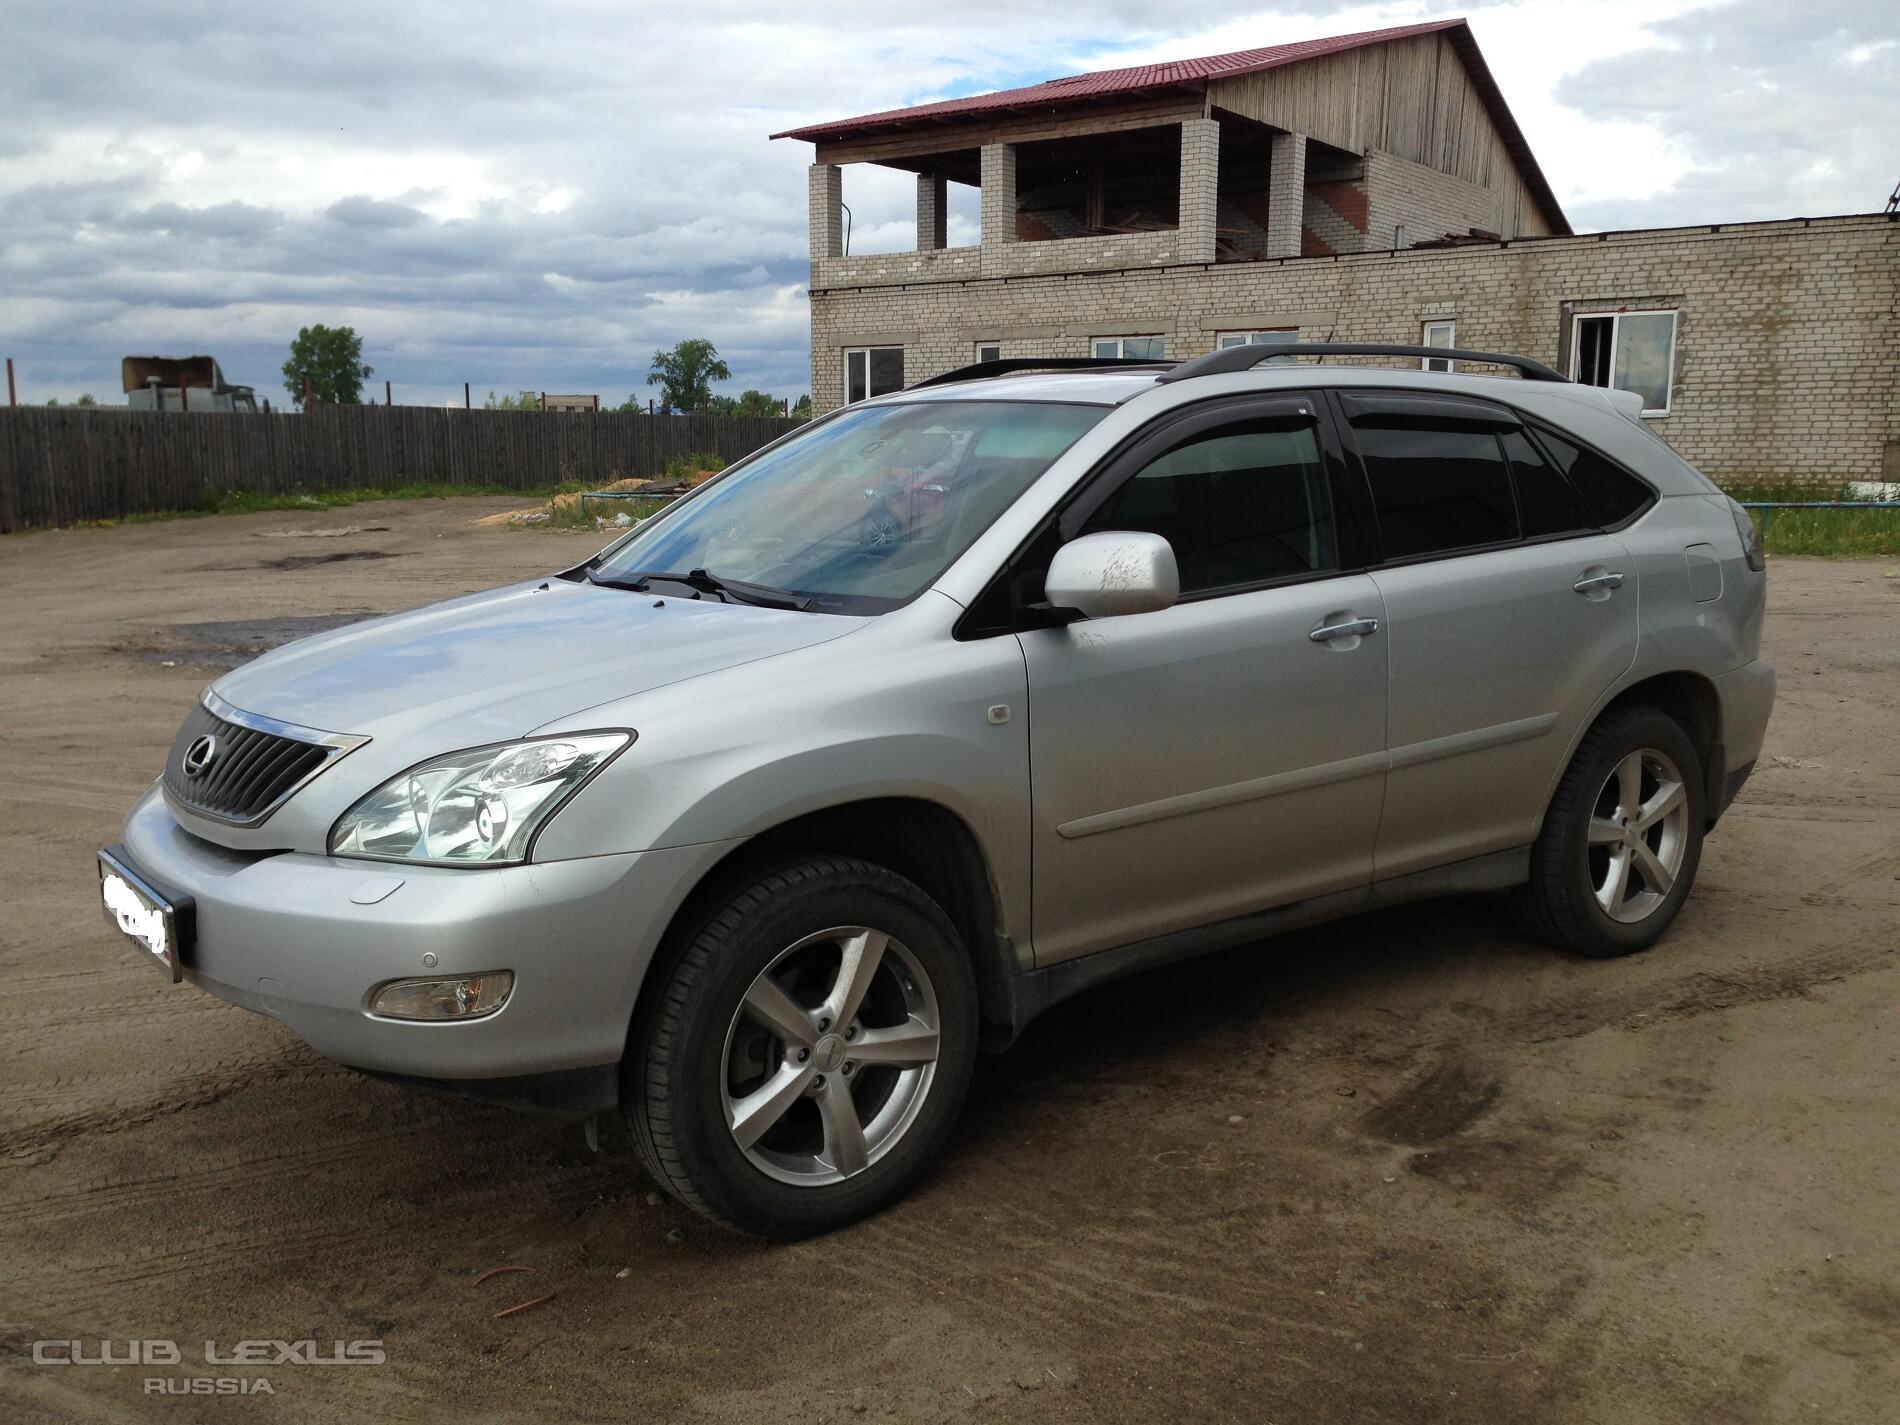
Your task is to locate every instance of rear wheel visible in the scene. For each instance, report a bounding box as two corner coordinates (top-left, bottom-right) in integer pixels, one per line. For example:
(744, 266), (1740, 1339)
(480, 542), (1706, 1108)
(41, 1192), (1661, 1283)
(626, 856), (976, 1238)
(1514, 705), (1705, 958)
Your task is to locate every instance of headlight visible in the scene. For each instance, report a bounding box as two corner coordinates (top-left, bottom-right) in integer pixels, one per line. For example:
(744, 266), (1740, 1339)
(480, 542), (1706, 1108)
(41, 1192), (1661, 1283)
(328, 732), (631, 865)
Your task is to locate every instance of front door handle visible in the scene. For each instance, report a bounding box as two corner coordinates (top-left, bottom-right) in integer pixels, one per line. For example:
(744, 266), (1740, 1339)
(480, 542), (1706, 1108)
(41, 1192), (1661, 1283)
(1573, 571), (1626, 593)
(1310, 616), (1379, 643)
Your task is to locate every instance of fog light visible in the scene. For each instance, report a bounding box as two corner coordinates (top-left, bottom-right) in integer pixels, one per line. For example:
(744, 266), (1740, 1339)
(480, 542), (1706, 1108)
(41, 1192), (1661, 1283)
(370, 971), (514, 1021)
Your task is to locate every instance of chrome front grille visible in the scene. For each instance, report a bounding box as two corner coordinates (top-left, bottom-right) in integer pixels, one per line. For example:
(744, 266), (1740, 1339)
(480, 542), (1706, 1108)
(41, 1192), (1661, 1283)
(161, 693), (367, 827)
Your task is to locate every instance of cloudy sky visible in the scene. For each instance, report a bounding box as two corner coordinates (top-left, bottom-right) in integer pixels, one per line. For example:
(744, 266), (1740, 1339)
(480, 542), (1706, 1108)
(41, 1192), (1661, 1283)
(3, 0), (1893, 406)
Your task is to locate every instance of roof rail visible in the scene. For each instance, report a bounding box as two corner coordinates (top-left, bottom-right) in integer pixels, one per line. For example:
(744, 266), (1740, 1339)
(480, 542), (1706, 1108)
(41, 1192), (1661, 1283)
(908, 357), (1171, 390)
(1157, 343), (1569, 384)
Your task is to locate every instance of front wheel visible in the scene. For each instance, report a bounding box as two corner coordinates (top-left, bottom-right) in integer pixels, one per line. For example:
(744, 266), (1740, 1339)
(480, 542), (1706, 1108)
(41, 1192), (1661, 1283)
(625, 856), (977, 1238)
(1513, 705), (1706, 958)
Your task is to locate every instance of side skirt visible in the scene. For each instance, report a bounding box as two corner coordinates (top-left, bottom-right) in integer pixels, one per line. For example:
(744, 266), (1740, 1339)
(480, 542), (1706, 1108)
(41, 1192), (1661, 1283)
(989, 847), (1529, 1048)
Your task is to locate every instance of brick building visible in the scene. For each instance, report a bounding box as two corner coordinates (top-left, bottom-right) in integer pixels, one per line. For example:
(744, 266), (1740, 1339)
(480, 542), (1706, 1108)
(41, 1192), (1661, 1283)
(774, 18), (1899, 485)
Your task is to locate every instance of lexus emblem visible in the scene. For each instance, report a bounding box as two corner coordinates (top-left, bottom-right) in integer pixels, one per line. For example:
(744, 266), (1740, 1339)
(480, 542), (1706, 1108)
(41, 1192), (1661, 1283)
(181, 734), (220, 778)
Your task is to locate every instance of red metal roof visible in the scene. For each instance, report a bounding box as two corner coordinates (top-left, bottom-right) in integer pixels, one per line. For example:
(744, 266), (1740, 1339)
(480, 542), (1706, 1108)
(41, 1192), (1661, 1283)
(771, 19), (1465, 141)
(771, 17), (1570, 235)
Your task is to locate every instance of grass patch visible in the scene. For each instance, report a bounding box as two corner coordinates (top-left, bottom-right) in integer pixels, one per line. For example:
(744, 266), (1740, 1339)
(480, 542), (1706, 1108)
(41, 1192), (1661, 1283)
(539, 493), (675, 531)
(663, 451), (726, 481)
(38, 482), (579, 529)
(1724, 480), (1900, 559)
(190, 482), (582, 516)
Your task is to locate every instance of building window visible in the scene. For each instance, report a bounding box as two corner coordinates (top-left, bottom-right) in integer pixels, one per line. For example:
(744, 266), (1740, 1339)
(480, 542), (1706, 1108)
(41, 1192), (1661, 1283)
(975, 342), (1002, 364)
(843, 346), (904, 404)
(1093, 336), (1165, 360)
(1216, 330), (1298, 366)
(1421, 320), (1456, 372)
(1571, 310), (1677, 416)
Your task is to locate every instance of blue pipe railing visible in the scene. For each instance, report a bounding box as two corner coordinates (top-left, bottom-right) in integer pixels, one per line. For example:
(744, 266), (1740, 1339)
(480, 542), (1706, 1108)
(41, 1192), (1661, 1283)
(1738, 501), (1900, 510)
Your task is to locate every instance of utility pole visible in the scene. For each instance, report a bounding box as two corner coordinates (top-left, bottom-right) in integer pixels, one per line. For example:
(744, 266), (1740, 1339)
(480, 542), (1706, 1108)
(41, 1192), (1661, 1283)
(464, 382), (471, 410)
(385, 379), (392, 406)
(5, 357), (14, 407)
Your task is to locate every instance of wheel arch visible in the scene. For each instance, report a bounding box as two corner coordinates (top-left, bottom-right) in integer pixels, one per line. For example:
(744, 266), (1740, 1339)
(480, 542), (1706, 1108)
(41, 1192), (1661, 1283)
(626, 796), (1023, 1063)
(1602, 671), (1720, 772)
(1546, 669), (1724, 829)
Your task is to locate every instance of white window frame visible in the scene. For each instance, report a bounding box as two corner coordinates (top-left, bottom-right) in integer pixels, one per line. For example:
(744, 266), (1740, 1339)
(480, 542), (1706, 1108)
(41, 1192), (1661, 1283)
(1421, 320), (1456, 372)
(1569, 309), (1678, 418)
(1216, 329), (1298, 366)
(1215, 329), (1298, 349)
(842, 345), (904, 404)
(1093, 335), (1165, 360)
(974, 342), (1001, 364)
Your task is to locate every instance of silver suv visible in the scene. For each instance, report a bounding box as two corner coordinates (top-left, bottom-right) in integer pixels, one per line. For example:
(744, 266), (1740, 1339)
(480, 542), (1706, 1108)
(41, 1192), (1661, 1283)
(100, 344), (1775, 1237)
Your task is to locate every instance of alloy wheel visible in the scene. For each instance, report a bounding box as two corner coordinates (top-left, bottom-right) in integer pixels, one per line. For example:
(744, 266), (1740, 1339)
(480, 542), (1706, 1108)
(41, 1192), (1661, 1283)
(1587, 747), (1691, 923)
(720, 926), (941, 1187)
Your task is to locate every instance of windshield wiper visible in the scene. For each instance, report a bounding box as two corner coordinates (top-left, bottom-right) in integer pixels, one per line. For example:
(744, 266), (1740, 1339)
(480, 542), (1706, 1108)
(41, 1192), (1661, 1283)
(587, 566), (810, 611)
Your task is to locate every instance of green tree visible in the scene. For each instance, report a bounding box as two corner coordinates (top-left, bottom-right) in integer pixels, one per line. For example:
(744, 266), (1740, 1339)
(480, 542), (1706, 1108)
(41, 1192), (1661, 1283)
(46, 393), (100, 407)
(733, 389), (787, 417)
(790, 394), (812, 421)
(647, 338), (729, 413)
(700, 387), (785, 418)
(612, 393), (652, 413)
(483, 390), (542, 411)
(283, 324), (372, 407)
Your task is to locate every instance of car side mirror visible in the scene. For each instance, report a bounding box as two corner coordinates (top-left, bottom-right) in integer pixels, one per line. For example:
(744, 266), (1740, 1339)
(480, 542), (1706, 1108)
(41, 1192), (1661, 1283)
(1043, 531), (1180, 620)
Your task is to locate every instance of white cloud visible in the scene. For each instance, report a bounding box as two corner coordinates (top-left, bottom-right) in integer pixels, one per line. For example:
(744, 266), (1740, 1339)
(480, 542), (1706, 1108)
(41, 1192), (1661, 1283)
(1, 0), (1893, 404)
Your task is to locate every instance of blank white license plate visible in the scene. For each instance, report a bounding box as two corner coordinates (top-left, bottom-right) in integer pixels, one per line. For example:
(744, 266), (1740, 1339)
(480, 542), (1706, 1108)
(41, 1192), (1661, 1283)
(98, 850), (183, 983)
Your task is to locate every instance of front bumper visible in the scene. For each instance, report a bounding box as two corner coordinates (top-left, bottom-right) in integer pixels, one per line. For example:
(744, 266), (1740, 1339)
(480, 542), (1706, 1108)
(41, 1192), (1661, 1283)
(115, 784), (740, 1097)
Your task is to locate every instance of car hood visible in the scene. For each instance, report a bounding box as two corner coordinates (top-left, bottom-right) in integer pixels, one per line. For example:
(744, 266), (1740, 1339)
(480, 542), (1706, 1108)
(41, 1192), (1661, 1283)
(211, 578), (864, 743)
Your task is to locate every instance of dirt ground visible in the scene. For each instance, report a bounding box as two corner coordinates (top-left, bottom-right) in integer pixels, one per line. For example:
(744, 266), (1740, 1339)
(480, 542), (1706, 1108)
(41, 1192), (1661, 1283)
(2, 500), (1896, 1425)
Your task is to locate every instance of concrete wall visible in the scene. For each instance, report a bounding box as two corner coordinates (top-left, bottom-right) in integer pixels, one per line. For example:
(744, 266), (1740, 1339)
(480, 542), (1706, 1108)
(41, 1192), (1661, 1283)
(806, 213), (1900, 485)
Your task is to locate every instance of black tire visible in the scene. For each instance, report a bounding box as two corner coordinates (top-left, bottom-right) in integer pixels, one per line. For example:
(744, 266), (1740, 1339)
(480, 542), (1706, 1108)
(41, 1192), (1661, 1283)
(624, 855), (977, 1239)
(1513, 705), (1706, 958)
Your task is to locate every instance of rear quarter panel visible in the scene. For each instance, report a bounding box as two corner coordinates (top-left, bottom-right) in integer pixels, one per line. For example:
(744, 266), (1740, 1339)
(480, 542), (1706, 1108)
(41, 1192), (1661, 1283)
(1529, 492), (1770, 816)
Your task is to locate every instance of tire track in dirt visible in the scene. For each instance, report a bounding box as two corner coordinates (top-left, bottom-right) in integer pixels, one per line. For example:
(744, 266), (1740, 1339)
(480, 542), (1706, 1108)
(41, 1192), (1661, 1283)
(0, 779), (152, 818)
(1284, 933), (1897, 1059)
(2, 1129), (430, 1227)
(1, 1051), (356, 1165)
(0, 994), (234, 1035)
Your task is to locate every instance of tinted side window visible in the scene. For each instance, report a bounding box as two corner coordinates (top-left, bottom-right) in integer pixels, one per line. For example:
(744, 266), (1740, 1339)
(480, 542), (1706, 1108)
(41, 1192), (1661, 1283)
(1082, 421), (1336, 593)
(1501, 429), (1593, 538)
(1355, 424), (1517, 560)
(1535, 429), (1655, 527)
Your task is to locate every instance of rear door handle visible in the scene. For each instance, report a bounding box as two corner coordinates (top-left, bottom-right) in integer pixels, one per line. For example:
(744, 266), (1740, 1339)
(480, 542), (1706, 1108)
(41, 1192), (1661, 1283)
(1309, 617), (1379, 643)
(1573, 571), (1626, 593)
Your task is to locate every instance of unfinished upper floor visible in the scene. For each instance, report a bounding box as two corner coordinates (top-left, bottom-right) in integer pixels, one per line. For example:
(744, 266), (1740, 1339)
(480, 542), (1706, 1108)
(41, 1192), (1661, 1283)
(774, 18), (1569, 292)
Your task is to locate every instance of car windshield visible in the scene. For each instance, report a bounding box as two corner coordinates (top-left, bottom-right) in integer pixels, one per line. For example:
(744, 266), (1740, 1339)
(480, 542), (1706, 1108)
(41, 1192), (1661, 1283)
(590, 400), (1106, 614)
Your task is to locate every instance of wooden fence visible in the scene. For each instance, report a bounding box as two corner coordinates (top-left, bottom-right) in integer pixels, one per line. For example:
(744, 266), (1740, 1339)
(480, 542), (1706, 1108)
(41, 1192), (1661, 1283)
(0, 406), (806, 531)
